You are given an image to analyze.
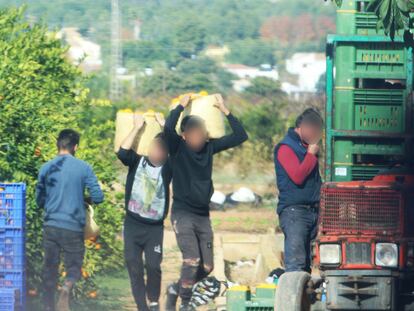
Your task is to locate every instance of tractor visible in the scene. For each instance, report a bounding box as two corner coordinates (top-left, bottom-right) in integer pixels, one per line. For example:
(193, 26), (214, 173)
(275, 168), (414, 311)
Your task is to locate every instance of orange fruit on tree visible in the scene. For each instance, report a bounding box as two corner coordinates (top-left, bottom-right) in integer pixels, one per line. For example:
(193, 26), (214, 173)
(28, 289), (38, 297)
(34, 147), (41, 157)
(88, 291), (98, 299)
(82, 270), (89, 278)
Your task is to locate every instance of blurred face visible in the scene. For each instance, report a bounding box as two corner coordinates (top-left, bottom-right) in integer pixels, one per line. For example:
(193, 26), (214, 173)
(147, 140), (168, 167)
(298, 122), (323, 145)
(182, 127), (208, 152)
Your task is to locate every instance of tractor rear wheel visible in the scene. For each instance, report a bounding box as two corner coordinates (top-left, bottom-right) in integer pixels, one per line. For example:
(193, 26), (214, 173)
(275, 271), (312, 311)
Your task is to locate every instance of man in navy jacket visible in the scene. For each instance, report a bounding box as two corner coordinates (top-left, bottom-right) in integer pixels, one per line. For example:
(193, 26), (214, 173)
(274, 108), (323, 273)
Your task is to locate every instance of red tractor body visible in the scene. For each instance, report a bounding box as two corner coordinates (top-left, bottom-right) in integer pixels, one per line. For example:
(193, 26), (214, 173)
(314, 171), (414, 310)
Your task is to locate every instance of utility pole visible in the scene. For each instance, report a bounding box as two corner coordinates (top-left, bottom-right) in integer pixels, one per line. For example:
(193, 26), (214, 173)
(110, 0), (122, 101)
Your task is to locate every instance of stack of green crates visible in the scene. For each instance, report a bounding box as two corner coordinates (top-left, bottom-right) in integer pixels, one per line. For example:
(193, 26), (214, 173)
(226, 284), (276, 311)
(325, 0), (414, 181)
(336, 0), (411, 36)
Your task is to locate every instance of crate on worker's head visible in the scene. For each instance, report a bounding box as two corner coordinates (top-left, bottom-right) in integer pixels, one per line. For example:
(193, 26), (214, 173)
(0, 289), (22, 311)
(0, 184), (26, 229)
(0, 229), (25, 271)
(336, 0), (413, 36)
(226, 284), (276, 311)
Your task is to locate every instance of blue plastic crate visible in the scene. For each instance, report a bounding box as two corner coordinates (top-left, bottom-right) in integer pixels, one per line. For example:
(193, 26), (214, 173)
(0, 229), (24, 271)
(0, 184), (26, 229)
(0, 272), (25, 308)
(0, 271), (25, 291)
(0, 289), (21, 311)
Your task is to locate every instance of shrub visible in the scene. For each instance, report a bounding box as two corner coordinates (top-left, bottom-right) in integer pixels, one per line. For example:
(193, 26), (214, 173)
(0, 6), (123, 306)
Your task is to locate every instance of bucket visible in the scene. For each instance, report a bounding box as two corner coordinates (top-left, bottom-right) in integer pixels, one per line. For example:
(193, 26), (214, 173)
(114, 110), (163, 156)
(171, 93), (225, 139)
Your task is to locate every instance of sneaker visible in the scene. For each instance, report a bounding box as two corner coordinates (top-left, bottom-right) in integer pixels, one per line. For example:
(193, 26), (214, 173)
(179, 303), (196, 311)
(149, 302), (160, 311)
(165, 282), (179, 311)
(56, 286), (70, 311)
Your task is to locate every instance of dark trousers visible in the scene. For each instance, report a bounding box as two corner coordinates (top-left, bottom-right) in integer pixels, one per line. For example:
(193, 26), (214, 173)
(279, 205), (318, 272)
(171, 211), (214, 304)
(42, 226), (85, 310)
(124, 218), (163, 311)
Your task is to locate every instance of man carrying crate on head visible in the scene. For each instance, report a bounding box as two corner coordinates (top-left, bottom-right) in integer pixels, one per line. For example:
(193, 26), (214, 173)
(36, 129), (104, 311)
(117, 113), (171, 311)
(163, 94), (248, 311)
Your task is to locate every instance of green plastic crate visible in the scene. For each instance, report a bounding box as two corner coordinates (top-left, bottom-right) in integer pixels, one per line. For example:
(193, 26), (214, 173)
(332, 164), (385, 181)
(335, 42), (408, 86)
(336, 0), (409, 36)
(334, 88), (407, 132)
(333, 136), (406, 159)
(226, 285), (275, 311)
(325, 35), (414, 182)
(329, 137), (408, 181)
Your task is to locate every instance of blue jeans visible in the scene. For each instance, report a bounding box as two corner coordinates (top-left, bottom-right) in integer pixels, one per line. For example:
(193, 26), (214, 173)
(279, 205), (319, 272)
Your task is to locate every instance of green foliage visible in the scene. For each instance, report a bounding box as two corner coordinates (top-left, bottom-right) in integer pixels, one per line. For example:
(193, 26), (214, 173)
(244, 77), (285, 99)
(240, 101), (287, 150)
(234, 80), (288, 166)
(139, 57), (235, 96)
(0, 6), (123, 303)
(226, 39), (276, 66)
(367, 0), (414, 39)
(331, 0), (414, 39)
(85, 74), (110, 99)
(168, 19), (207, 61)
(123, 40), (170, 67)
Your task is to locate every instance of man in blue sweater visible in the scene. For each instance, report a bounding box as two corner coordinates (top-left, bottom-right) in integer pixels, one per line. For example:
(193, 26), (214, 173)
(36, 129), (104, 311)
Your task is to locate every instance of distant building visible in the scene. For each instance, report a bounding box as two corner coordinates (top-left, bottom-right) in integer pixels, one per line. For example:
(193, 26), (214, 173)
(56, 28), (102, 73)
(283, 52), (325, 98)
(232, 79), (252, 93)
(222, 63), (279, 92)
(204, 45), (230, 61)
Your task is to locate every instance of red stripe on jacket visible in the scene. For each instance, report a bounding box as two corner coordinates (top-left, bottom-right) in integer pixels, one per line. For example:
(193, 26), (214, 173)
(277, 144), (318, 186)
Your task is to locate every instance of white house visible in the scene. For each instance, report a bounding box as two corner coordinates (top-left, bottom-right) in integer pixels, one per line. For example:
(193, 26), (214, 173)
(284, 53), (325, 95)
(56, 28), (103, 72)
(223, 64), (279, 80)
(222, 64), (279, 91)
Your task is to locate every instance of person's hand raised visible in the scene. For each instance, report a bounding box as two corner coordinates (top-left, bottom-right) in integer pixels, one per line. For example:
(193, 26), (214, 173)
(133, 114), (145, 129)
(308, 144), (319, 155)
(179, 94), (191, 108)
(155, 113), (165, 127)
(213, 94), (230, 115)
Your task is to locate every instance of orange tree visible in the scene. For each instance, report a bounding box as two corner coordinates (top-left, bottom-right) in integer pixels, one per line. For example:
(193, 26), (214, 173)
(0, 6), (124, 304)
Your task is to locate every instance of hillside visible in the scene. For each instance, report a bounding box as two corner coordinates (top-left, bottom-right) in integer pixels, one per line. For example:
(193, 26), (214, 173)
(0, 0), (336, 60)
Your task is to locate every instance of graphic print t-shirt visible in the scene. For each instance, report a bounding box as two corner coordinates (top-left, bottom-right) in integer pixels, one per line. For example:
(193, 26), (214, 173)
(128, 158), (166, 221)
